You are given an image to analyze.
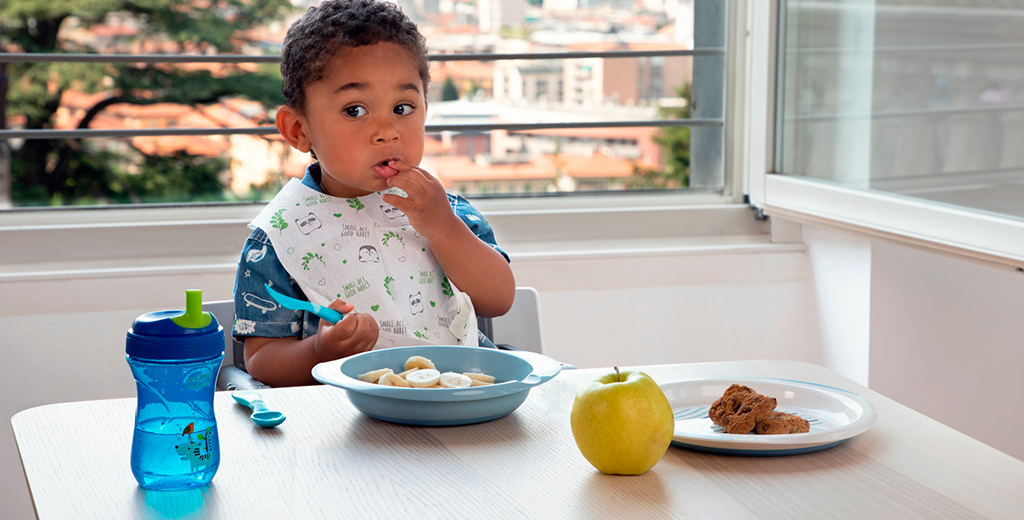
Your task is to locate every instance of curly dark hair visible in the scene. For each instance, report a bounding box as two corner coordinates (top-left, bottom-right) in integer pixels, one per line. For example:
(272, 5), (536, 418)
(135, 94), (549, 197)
(280, 0), (430, 113)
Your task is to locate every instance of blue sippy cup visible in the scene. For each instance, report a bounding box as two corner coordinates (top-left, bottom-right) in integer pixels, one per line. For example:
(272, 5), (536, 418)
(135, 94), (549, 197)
(126, 289), (225, 490)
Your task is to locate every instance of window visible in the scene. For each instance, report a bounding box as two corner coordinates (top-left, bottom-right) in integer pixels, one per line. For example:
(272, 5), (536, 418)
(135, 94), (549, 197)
(0, 1), (733, 209)
(749, 0), (1024, 266)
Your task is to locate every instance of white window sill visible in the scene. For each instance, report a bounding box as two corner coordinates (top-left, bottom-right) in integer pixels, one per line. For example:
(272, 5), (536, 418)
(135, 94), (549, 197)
(762, 174), (1024, 270)
(0, 192), (775, 281)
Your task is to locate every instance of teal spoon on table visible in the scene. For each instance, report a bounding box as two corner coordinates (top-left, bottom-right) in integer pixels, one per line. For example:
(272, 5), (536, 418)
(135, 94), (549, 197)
(264, 283), (343, 324)
(231, 391), (286, 428)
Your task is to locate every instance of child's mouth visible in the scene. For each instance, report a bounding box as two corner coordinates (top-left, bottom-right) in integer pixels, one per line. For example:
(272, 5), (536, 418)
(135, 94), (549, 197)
(373, 160), (399, 180)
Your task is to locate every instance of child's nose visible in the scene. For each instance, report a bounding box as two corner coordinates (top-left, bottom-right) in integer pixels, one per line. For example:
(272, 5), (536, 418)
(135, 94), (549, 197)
(372, 121), (399, 143)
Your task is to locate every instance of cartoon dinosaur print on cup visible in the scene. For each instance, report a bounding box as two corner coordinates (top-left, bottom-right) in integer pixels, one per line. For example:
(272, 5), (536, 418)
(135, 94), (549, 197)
(174, 426), (214, 472)
(174, 442), (211, 471)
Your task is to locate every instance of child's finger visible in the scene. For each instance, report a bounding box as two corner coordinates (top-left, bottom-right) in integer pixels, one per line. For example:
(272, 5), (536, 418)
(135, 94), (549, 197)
(332, 313), (378, 353)
(387, 159), (430, 174)
(323, 310), (359, 338)
(381, 192), (410, 210)
(327, 299), (355, 313)
(386, 159), (419, 174)
(321, 299), (354, 324)
(385, 174), (426, 201)
(348, 313), (379, 344)
(389, 161), (439, 185)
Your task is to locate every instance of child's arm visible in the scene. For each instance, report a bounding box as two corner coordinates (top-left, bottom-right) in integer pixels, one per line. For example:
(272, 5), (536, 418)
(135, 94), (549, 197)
(424, 217), (514, 317)
(382, 162), (515, 318)
(243, 300), (379, 386)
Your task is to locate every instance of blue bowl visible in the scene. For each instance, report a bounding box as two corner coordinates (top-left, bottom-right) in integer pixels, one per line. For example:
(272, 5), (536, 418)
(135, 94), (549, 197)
(312, 346), (561, 426)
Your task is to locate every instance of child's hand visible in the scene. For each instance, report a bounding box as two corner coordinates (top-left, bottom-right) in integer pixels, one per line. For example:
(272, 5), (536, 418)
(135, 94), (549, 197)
(381, 160), (461, 241)
(313, 299), (378, 361)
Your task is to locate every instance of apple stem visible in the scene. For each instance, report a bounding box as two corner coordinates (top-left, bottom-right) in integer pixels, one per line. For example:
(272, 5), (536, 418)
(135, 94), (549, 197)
(614, 366), (621, 382)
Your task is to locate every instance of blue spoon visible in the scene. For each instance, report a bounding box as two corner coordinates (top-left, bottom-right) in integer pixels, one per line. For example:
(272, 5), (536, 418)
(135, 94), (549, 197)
(264, 283), (343, 324)
(232, 390), (286, 428)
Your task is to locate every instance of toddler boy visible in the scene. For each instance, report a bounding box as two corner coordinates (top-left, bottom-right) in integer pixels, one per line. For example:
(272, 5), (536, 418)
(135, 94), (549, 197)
(232, 0), (515, 386)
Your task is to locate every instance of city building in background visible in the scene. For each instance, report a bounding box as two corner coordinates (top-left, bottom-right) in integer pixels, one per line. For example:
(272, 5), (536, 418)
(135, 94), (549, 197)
(1, 0), (697, 206)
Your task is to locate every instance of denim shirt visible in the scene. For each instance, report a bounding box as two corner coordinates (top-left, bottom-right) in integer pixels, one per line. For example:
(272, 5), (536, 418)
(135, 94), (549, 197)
(232, 163), (507, 348)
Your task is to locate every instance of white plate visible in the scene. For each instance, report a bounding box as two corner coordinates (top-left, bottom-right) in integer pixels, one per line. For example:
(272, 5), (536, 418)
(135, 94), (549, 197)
(660, 378), (877, 456)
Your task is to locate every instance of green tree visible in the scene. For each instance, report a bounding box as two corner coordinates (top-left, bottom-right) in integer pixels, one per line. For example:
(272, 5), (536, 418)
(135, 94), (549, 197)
(0, 0), (294, 206)
(630, 82), (691, 189)
(441, 77), (459, 101)
(118, 153), (229, 203)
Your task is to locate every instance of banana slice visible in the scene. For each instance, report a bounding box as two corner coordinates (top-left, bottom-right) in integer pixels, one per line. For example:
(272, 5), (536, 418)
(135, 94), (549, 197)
(404, 356), (436, 371)
(463, 372), (495, 384)
(378, 372), (411, 387)
(470, 379), (492, 387)
(405, 368), (441, 388)
(398, 368), (420, 379)
(439, 372), (472, 388)
(358, 368), (393, 383)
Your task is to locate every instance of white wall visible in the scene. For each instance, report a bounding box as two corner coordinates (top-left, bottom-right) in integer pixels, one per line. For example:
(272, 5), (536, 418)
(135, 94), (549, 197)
(512, 247), (815, 368)
(868, 239), (1024, 462)
(801, 225), (872, 384)
(801, 224), (1024, 461)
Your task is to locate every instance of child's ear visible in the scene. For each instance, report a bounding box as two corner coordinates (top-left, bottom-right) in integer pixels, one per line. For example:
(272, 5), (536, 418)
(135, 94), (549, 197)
(276, 105), (312, 153)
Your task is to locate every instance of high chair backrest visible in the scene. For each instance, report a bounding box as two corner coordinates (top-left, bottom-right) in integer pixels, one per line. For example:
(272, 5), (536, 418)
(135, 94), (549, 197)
(206, 287), (548, 390)
(485, 287), (544, 355)
(203, 300), (269, 391)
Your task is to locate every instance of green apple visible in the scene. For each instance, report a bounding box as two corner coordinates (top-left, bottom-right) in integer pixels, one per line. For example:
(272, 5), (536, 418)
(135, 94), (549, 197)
(570, 367), (675, 475)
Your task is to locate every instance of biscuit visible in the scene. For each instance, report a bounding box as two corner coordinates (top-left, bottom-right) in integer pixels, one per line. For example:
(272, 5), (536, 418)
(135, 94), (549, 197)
(710, 385), (778, 434)
(708, 384), (755, 425)
(755, 411), (810, 435)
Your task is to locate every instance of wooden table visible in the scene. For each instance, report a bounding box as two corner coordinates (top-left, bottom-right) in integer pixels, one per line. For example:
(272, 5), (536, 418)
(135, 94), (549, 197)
(12, 361), (1024, 519)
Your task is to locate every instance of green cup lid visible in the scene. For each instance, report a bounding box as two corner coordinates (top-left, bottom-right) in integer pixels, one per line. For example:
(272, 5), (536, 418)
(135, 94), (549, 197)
(171, 289), (213, 329)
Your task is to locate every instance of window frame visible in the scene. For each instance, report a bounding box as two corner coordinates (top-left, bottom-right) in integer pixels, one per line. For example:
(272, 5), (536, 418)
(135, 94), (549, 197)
(743, 0), (1024, 270)
(0, 3), (762, 277)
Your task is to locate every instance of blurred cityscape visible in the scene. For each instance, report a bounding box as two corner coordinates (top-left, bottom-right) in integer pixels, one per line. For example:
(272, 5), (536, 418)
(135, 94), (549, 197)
(2, 0), (698, 206)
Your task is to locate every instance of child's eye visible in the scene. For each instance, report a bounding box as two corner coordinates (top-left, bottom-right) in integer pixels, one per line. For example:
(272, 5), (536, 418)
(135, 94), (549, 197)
(345, 106), (367, 117)
(394, 103), (415, 115)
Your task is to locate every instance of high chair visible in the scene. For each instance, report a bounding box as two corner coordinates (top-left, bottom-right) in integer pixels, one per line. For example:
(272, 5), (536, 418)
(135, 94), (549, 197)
(205, 287), (562, 391)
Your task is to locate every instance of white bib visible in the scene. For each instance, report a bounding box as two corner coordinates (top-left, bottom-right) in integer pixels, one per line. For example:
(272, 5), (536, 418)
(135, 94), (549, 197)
(249, 178), (477, 348)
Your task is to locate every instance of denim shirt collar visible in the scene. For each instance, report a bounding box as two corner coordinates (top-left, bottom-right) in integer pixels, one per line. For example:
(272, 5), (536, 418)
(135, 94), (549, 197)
(301, 163), (323, 193)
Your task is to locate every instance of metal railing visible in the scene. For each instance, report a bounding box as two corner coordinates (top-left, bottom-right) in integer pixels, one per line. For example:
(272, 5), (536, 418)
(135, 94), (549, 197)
(0, 48), (724, 141)
(786, 42), (1024, 56)
(0, 48), (721, 63)
(786, 102), (1024, 123)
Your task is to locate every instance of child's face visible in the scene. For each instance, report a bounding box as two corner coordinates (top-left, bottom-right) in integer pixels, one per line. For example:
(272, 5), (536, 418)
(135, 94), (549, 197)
(286, 42), (426, 198)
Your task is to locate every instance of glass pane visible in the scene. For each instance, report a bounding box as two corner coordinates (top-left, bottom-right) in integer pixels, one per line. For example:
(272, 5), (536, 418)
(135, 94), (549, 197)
(776, 0), (1024, 221)
(423, 125), (719, 197)
(1, 0), (721, 208)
